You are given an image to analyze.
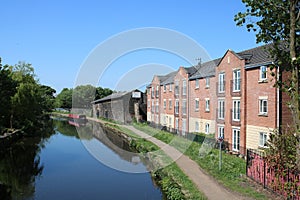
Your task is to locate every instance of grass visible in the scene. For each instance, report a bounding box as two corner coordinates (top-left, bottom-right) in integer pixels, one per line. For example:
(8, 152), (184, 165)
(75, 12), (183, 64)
(105, 122), (206, 200)
(133, 123), (268, 200)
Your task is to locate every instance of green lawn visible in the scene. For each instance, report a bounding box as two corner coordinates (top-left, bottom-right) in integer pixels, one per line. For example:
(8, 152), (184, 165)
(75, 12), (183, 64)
(133, 123), (268, 200)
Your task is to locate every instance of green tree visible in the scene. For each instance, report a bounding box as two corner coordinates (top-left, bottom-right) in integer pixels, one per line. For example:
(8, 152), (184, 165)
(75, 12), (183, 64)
(235, 0), (300, 169)
(96, 87), (113, 99)
(0, 59), (17, 132)
(72, 85), (97, 108)
(234, 0), (300, 128)
(55, 88), (73, 109)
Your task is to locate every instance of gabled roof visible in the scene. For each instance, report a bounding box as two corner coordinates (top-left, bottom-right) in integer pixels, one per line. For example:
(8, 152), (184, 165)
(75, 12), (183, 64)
(237, 44), (274, 69)
(91, 89), (141, 104)
(189, 58), (221, 80)
(161, 71), (177, 85)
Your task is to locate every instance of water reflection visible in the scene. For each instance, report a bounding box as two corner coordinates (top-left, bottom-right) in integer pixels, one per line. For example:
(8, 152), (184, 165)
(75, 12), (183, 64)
(0, 121), (55, 200)
(0, 119), (162, 200)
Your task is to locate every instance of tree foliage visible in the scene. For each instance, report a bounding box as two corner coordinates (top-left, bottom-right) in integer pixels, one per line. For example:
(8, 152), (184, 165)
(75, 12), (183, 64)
(55, 85), (113, 109)
(235, 0), (300, 169)
(0, 59), (56, 132)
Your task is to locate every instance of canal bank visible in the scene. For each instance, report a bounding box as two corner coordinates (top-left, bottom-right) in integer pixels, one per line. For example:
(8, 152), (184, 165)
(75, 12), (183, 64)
(86, 116), (255, 200)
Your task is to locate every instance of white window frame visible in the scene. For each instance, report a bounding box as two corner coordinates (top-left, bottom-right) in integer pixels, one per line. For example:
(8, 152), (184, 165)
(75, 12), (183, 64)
(147, 100), (150, 108)
(175, 118), (179, 133)
(182, 79), (187, 96)
(232, 128), (240, 151)
(218, 99), (225, 119)
(205, 123), (210, 134)
(175, 99), (179, 114)
(169, 84), (172, 92)
(182, 99), (187, 115)
(233, 70), (241, 91)
(259, 132), (268, 147)
(182, 119), (186, 136)
(169, 117), (172, 127)
(163, 99), (166, 110)
(205, 98), (210, 112)
(156, 100), (159, 113)
(168, 99), (172, 110)
(195, 98), (199, 111)
(218, 125), (224, 139)
(232, 100), (240, 121)
(195, 121), (199, 132)
(205, 77), (210, 88)
(218, 73), (225, 92)
(175, 81), (179, 95)
(156, 85), (159, 97)
(259, 98), (268, 115)
(260, 66), (267, 81)
(163, 85), (166, 92)
(195, 79), (199, 89)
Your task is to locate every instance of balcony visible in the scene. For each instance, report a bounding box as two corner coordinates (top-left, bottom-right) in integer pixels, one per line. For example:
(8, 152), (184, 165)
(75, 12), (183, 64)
(230, 109), (241, 126)
(230, 80), (241, 97)
(216, 82), (226, 97)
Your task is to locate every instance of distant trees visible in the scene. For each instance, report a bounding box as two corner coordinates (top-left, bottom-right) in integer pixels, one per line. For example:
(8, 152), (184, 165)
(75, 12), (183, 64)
(55, 85), (113, 109)
(0, 59), (56, 133)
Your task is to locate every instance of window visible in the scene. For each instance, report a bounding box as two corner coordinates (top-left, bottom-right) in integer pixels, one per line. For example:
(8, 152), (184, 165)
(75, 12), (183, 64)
(163, 99), (166, 110)
(156, 100), (159, 113)
(233, 70), (241, 91)
(259, 99), (268, 115)
(151, 100), (154, 113)
(169, 117), (172, 127)
(260, 66), (267, 80)
(168, 99), (172, 110)
(195, 98), (199, 111)
(195, 121), (199, 132)
(175, 81), (179, 95)
(205, 98), (210, 112)
(218, 100), (225, 119)
(147, 100), (150, 108)
(182, 79), (187, 95)
(169, 84), (172, 92)
(218, 73), (225, 92)
(163, 85), (166, 92)
(205, 77), (210, 88)
(232, 128), (240, 151)
(232, 100), (240, 121)
(195, 79), (199, 89)
(259, 132), (268, 147)
(156, 85), (159, 97)
(175, 99), (179, 114)
(182, 119), (186, 136)
(151, 86), (154, 97)
(182, 99), (187, 115)
(175, 118), (179, 133)
(205, 123), (210, 134)
(218, 126), (224, 139)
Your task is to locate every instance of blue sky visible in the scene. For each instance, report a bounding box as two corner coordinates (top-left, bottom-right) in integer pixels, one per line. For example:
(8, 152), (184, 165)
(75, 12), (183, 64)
(0, 0), (258, 93)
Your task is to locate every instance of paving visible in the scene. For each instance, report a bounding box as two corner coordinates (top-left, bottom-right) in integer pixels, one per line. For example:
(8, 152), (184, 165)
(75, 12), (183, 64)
(122, 125), (249, 200)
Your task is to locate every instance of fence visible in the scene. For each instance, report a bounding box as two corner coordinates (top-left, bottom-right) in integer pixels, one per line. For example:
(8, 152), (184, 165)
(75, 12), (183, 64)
(246, 149), (300, 199)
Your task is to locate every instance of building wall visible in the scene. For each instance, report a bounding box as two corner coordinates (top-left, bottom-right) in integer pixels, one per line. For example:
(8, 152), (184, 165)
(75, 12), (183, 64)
(148, 76), (161, 126)
(246, 125), (273, 149)
(216, 50), (247, 152)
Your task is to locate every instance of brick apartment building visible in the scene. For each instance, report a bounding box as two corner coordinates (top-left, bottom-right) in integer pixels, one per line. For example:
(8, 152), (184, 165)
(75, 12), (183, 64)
(147, 44), (294, 154)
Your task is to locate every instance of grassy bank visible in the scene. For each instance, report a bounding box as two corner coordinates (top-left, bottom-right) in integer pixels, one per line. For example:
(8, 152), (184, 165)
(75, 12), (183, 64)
(133, 123), (268, 200)
(103, 122), (206, 200)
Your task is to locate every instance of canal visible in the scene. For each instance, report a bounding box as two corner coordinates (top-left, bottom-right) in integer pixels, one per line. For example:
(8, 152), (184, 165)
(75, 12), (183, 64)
(0, 119), (162, 200)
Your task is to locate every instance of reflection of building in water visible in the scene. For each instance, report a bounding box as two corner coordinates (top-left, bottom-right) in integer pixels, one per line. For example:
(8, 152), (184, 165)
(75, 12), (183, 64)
(91, 89), (146, 124)
(91, 121), (144, 165)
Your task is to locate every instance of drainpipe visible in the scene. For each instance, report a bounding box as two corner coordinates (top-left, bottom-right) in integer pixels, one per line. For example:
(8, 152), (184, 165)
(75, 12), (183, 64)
(276, 63), (280, 131)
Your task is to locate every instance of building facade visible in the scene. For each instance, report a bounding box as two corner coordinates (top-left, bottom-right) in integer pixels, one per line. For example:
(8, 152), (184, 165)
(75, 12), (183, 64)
(147, 44), (293, 154)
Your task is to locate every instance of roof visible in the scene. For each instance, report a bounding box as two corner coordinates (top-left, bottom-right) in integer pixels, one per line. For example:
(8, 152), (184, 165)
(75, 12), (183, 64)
(237, 44), (274, 69)
(160, 71), (177, 85)
(91, 89), (141, 104)
(189, 58), (221, 80)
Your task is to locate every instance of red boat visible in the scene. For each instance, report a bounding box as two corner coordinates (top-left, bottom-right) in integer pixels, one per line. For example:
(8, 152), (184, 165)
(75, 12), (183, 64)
(68, 114), (87, 126)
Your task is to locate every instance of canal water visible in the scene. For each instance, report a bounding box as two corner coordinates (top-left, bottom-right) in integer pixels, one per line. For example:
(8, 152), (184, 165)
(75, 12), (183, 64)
(0, 119), (162, 200)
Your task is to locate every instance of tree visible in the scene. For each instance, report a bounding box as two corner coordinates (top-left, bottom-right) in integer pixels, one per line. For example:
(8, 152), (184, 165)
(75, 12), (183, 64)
(55, 88), (73, 109)
(235, 0), (300, 168)
(0, 59), (17, 132)
(96, 87), (113, 100)
(235, 0), (299, 128)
